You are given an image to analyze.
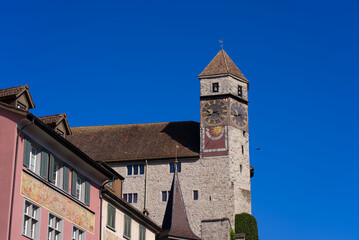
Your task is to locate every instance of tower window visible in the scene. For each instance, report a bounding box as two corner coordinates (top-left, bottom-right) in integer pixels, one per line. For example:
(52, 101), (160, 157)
(193, 190), (198, 200)
(238, 86), (243, 97)
(242, 145), (244, 154)
(212, 83), (219, 92)
(240, 164), (243, 173)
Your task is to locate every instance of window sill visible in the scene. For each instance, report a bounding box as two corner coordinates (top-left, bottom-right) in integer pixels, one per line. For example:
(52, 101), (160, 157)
(23, 169), (93, 213)
(106, 225), (116, 232)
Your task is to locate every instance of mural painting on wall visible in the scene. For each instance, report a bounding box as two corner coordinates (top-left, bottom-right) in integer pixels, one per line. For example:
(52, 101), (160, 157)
(203, 126), (228, 156)
(104, 229), (120, 240)
(20, 171), (95, 234)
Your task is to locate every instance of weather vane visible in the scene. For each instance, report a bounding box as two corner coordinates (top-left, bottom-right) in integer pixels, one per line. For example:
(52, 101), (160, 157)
(219, 39), (223, 49)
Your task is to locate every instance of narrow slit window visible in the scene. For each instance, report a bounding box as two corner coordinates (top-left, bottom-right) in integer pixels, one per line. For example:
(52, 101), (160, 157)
(193, 190), (198, 200)
(212, 83), (219, 92)
(238, 85), (243, 97)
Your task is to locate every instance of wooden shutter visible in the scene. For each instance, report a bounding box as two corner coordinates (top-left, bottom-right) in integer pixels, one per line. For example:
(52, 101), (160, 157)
(71, 170), (77, 196)
(63, 165), (69, 192)
(48, 154), (55, 182)
(40, 151), (48, 179)
(23, 138), (31, 168)
(85, 180), (90, 205)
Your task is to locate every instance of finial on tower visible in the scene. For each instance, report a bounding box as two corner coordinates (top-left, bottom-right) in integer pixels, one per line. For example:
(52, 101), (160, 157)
(219, 39), (223, 49)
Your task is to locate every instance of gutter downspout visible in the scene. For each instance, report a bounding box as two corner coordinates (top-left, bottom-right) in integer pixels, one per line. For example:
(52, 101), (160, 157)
(8, 119), (34, 240)
(99, 179), (113, 240)
(143, 160), (148, 216)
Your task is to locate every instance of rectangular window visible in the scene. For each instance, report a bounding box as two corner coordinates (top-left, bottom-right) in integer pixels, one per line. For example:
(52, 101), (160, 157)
(71, 171), (90, 205)
(193, 190), (198, 200)
(107, 204), (116, 229)
(133, 193), (138, 203)
(23, 200), (40, 240)
(212, 82), (219, 92)
(238, 86), (243, 97)
(139, 165), (145, 175)
(124, 215), (131, 239)
(133, 165), (138, 175)
(127, 165), (132, 176)
(72, 226), (85, 240)
(123, 193), (128, 201)
(48, 213), (63, 240)
(169, 162), (181, 173)
(162, 191), (167, 202)
(139, 225), (146, 240)
(50, 157), (63, 189)
(29, 146), (38, 172)
(128, 193), (133, 203)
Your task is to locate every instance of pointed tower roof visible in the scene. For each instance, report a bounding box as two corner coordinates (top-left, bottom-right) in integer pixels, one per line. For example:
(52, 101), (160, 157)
(198, 49), (248, 82)
(160, 163), (200, 240)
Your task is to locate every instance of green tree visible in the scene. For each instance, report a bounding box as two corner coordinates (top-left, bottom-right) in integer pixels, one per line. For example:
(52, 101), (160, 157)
(235, 213), (259, 240)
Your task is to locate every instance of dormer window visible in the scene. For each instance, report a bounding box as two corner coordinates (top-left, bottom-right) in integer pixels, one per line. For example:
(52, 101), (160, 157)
(17, 101), (26, 110)
(212, 83), (219, 92)
(56, 129), (64, 137)
(238, 86), (243, 97)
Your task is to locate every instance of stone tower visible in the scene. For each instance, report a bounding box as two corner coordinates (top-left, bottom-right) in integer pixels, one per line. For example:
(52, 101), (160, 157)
(198, 49), (252, 216)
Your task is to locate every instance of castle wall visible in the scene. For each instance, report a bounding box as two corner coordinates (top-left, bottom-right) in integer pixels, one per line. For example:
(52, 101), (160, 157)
(112, 156), (238, 237)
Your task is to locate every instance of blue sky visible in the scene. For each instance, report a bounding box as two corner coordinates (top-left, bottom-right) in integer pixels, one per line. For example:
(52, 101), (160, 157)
(1, 1), (358, 239)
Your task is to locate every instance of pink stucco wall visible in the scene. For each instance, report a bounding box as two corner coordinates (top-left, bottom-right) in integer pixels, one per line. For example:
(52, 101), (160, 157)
(0, 108), (103, 240)
(0, 108), (23, 239)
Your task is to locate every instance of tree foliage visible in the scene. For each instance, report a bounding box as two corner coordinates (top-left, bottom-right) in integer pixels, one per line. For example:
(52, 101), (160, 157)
(235, 213), (259, 240)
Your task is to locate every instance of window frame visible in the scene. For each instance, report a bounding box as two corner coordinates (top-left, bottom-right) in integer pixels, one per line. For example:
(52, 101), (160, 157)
(72, 225), (86, 240)
(47, 212), (63, 240)
(238, 85), (243, 97)
(22, 199), (41, 240)
(193, 190), (199, 200)
(139, 224), (146, 240)
(212, 82), (219, 92)
(107, 203), (116, 230)
(124, 215), (132, 239)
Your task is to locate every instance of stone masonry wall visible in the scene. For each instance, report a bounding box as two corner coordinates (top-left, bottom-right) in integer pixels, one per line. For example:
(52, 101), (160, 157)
(201, 219), (231, 240)
(200, 76), (248, 101)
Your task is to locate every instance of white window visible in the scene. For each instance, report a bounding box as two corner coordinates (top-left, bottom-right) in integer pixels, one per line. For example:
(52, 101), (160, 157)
(23, 200), (41, 240)
(52, 158), (63, 188)
(72, 171), (90, 205)
(76, 176), (83, 200)
(72, 226), (85, 240)
(48, 213), (63, 240)
(29, 145), (39, 173)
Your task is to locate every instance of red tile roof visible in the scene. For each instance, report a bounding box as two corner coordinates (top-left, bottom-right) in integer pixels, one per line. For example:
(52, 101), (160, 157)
(67, 121), (200, 162)
(198, 49), (248, 82)
(0, 85), (28, 98)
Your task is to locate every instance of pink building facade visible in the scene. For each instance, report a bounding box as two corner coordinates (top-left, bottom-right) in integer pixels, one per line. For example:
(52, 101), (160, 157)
(0, 86), (117, 240)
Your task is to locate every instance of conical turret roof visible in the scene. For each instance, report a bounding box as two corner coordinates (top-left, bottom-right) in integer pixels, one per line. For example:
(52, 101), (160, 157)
(198, 49), (248, 82)
(160, 163), (200, 240)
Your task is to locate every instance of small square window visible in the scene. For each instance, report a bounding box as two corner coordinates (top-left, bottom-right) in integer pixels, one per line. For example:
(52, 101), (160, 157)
(72, 226), (85, 240)
(162, 191), (167, 202)
(193, 190), (198, 200)
(212, 83), (219, 92)
(48, 213), (63, 240)
(169, 162), (181, 173)
(139, 165), (145, 175)
(238, 86), (243, 97)
(23, 200), (41, 240)
(127, 165), (132, 175)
